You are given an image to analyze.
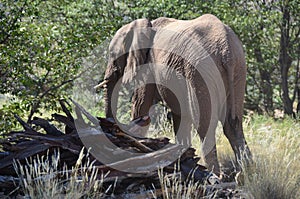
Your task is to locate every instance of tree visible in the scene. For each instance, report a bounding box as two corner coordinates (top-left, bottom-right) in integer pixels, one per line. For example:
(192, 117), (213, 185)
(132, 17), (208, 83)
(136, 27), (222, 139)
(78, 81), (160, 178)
(278, 0), (300, 116)
(211, 0), (300, 116)
(1, 0), (300, 134)
(0, 0), (122, 132)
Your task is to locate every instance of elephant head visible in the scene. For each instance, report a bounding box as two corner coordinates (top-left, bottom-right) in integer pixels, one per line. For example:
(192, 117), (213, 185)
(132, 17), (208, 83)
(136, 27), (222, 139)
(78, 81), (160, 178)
(99, 19), (154, 119)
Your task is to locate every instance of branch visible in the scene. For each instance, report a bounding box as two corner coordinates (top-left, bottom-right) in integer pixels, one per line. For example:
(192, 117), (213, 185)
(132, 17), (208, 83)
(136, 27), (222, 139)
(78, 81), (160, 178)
(290, 26), (300, 47)
(31, 117), (63, 136)
(59, 99), (74, 122)
(27, 78), (74, 122)
(14, 115), (37, 135)
(70, 99), (100, 126)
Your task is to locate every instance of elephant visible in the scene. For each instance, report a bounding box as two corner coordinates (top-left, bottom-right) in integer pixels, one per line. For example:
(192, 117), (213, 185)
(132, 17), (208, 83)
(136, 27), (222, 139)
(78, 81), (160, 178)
(99, 14), (252, 175)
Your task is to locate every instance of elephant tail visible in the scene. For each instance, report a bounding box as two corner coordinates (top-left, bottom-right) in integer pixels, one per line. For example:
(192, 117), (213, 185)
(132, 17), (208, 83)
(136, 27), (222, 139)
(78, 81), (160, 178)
(226, 61), (235, 120)
(223, 47), (236, 121)
(223, 25), (245, 121)
(221, 25), (247, 121)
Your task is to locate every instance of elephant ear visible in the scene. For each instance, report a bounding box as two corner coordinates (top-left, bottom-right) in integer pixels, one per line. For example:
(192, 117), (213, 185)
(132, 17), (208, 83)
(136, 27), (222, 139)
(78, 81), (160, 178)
(122, 19), (153, 84)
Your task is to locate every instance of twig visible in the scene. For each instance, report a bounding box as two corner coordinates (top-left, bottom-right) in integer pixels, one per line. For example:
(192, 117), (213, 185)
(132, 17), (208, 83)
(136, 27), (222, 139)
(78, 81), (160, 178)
(14, 115), (37, 134)
(115, 131), (154, 153)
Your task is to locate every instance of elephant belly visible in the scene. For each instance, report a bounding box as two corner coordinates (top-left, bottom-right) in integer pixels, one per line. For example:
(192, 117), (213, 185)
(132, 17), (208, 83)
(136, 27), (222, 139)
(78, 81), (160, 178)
(153, 58), (224, 129)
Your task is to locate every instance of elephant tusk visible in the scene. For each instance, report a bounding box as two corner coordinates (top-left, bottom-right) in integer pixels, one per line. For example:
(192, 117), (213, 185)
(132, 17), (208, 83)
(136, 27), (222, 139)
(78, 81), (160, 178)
(94, 79), (109, 90)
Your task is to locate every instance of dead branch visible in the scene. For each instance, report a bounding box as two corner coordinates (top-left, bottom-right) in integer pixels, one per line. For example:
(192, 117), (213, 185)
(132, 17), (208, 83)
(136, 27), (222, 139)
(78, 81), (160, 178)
(0, 100), (243, 198)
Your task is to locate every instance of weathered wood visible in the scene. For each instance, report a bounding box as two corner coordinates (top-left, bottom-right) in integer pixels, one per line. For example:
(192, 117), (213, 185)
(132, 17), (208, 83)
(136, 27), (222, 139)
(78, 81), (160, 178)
(0, 143), (51, 170)
(31, 117), (63, 135)
(105, 144), (185, 173)
(115, 131), (154, 153)
(14, 115), (37, 134)
(0, 175), (19, 188)
(59, 99), (74, 122)
(52, 113), (75, 130)
(71, 99), (99, 126)
(0, 100), (244, 198)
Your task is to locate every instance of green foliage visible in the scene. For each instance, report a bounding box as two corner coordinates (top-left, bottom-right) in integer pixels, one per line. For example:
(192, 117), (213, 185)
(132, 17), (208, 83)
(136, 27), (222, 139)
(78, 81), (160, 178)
(0, 96), (25, 133)
(0, 0), (121, 132)
(1, 0), (300, 133)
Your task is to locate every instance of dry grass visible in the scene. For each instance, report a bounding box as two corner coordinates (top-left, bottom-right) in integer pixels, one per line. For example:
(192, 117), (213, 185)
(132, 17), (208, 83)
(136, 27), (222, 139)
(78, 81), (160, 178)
(154, 166), (205, 199)
(151, 113), (300, 198)
(14, 149), (110, 199)
(238, 114), (300, 199)
(12, 114), (300, 198)
(214, 114), (300, 199)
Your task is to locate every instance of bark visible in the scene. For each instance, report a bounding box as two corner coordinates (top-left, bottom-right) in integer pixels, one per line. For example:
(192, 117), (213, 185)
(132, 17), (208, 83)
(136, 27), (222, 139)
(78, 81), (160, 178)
(0, 100), (242, 198)
(279, 3), (294, 115)
(254, 48), (273, 114)
(297, 87), (300, 114)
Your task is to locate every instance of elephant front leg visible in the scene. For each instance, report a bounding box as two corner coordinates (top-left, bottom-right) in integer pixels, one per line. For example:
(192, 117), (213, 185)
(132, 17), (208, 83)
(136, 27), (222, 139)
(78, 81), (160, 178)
(131, 84), (156, 119)
(172, 113), (192, 147)
(197, 123), (220, 176)
(129, 84), (156, 137)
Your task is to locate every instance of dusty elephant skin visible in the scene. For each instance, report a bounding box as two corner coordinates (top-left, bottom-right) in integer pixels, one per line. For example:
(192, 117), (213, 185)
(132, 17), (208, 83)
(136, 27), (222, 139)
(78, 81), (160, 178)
(100, 14), (252, 175)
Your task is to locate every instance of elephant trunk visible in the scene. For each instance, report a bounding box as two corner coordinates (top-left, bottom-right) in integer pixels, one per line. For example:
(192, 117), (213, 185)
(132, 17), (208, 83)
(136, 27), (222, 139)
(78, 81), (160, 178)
(104, 84), (112, 118)
(104, 79), (119, 119)
(94, 79), (116, 118)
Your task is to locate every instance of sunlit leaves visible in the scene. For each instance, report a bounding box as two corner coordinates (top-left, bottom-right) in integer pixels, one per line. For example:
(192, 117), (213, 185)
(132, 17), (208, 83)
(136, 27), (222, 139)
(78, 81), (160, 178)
(1, 0), (300, 133)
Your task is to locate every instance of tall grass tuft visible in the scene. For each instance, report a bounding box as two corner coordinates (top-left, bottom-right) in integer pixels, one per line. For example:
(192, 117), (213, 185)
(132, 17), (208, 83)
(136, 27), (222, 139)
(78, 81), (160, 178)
(14, 148), (110, 199)
(241, 154), (300, 199)
(238, 114), (300, 199)
(154, 166), (205, 199)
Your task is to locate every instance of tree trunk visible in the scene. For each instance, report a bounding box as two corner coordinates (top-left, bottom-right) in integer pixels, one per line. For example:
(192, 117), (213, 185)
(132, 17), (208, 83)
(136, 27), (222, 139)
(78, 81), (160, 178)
(254, 48), (273, 114)
(279, 3), (294, 115)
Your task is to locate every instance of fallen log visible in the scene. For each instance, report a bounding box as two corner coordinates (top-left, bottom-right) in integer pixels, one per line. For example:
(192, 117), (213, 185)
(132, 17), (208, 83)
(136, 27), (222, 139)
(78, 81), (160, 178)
(0, 100), (243, 198)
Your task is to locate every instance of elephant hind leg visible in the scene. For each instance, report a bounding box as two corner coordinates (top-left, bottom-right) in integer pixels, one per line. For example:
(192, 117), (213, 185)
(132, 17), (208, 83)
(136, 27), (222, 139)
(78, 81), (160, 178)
(222, 115), (252, 170)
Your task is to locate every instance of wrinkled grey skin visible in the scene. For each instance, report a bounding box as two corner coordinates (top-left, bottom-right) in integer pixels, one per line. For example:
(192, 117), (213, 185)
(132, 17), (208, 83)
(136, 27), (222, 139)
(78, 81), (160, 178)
(102, 14), (251, 175)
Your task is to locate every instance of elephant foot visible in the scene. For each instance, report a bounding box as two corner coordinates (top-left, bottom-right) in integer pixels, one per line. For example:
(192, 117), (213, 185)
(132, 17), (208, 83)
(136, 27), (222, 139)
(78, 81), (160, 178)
(235, 143), (253, 171)
(204, 154), (221, 176)
(209, 163), (221, 177)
